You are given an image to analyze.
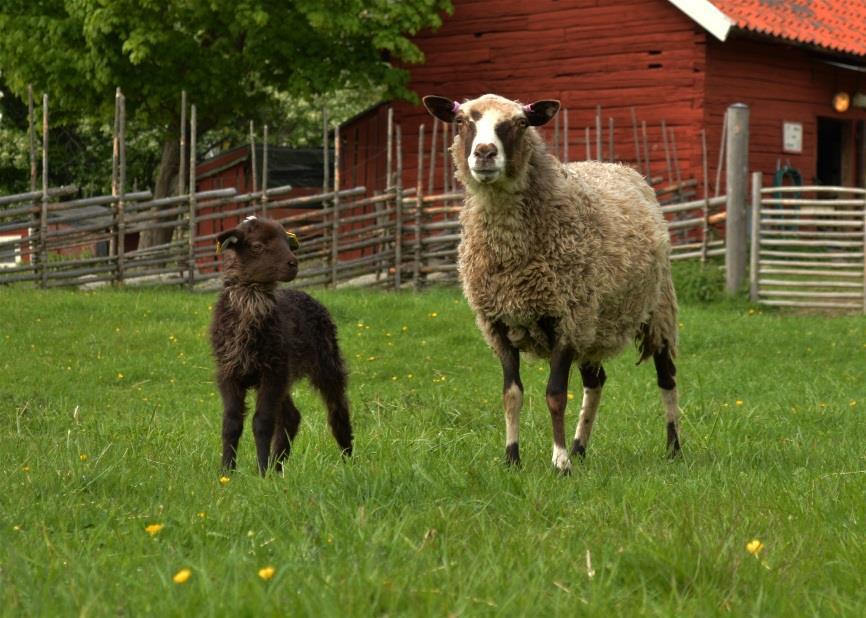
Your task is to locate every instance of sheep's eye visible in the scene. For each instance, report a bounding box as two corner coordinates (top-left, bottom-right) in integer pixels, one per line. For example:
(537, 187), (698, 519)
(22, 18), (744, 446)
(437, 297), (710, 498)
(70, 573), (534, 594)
(517, 118), (528, 129)
(250, 241), (264, 254)
(455, 116), (464, 127)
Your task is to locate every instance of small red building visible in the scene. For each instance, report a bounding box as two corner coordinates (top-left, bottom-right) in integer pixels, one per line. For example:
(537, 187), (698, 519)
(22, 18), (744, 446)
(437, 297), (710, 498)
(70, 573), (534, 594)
(341, 0), (866, 195)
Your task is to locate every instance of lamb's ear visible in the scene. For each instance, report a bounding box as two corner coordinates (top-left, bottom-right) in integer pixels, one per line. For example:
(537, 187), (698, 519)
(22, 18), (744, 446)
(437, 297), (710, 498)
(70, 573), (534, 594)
(423, 95), (459, 123)
(216, 228), (244, 255)
(524, 100), (560, 126)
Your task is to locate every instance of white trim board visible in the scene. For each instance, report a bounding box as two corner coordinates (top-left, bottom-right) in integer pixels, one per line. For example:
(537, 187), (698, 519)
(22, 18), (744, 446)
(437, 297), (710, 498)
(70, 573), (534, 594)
(667, 0), (734, 42)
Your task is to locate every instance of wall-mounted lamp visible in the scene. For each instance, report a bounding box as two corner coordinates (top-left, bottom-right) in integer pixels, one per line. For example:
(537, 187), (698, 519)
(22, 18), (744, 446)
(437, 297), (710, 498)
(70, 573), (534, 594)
(832, 91), (850, 112)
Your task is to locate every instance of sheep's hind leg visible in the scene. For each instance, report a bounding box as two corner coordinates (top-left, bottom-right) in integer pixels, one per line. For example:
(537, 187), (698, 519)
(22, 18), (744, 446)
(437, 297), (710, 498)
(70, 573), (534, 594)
(272, 395), (302, 472)
(653, 344), (681, 457)
(493, 322), (523, 467)
(219, 379), (246, 472)
(572, 363), (606, 459)
(547, 345), (576, 474)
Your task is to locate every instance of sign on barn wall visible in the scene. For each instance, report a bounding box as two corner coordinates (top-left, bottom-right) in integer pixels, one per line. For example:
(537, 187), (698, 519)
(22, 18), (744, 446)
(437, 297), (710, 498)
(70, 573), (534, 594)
(783, 122), (803, 154)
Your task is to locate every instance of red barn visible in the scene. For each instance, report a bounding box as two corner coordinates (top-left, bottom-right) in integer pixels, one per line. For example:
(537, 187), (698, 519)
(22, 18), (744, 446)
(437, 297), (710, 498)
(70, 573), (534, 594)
(341, 0), (866, 195)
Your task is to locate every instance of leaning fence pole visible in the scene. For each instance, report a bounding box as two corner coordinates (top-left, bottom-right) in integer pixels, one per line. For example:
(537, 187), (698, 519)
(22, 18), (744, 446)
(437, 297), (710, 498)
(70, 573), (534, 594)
(630, 107), (641, 171)
(585, 127), (591, 160)
(331, 124), (341, 288)
(249, 120), (258, 194)
(562, 108), (569, 163)
(261, 124), (269, 215)
(178, 91), (187, 196)
(700, 128), (710, 265)
(187, 104), (197, 290)
(725, 103), (750, 295)
(394, 125), (404, 289)
(427, 118), (439, 194)
(670, 127), (684, 202)
(749, 171), (762, 303)
(27, 86), (38, 270)
(714, 111), (728, 197)
(115, 89), (127, 285)
(608, 117), (614, 163)
(39, 94), (49, 289)
(595, 105), (602, 161)
(661, 119), (673, 185)
(414, 124), (425, 290)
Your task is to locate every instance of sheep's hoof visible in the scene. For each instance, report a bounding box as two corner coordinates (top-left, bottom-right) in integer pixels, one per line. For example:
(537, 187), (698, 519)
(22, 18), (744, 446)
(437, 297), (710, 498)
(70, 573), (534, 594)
(504, 443), (521, 467)
(552, 449), (572, 476)
(570, 439), (587, 460)
(553, 464), (572, 477)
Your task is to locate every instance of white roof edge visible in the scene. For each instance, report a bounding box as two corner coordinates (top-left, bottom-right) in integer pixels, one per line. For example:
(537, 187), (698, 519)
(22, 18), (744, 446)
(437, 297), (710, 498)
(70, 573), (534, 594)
(667, 0), (734, 42)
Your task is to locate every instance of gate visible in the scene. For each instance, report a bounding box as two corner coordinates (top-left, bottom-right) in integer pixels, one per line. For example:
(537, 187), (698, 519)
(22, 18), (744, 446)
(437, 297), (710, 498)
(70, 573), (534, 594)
(749, 172), (866, 312)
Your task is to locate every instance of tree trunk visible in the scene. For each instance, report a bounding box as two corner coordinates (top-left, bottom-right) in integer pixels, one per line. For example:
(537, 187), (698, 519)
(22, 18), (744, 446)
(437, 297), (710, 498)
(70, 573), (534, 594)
(138, 134), (180, 250)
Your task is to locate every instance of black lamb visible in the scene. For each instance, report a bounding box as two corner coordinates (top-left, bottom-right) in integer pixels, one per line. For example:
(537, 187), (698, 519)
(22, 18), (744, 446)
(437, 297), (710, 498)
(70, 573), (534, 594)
(210, 216), (353, 475)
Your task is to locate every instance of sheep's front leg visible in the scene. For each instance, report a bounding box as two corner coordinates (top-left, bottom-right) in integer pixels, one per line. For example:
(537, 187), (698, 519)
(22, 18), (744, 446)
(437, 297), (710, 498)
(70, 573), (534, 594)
(572, 363), (606, 458)
(219, 379), (246, 472)
(547, 344), (575, 474)
(492, 321), (523, 466)
(253, 381), (285, 476)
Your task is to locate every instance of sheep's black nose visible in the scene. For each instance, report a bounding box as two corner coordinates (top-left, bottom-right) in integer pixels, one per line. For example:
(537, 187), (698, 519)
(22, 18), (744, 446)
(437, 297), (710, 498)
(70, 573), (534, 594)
(474, 143), (498, 160)
(288, 258), (298, 269)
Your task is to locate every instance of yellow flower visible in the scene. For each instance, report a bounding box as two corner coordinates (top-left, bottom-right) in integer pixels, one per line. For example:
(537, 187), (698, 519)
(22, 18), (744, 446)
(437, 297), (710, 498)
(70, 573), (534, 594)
(79, 454), (89, 462)
(746, 539), (764, 556)
(219, 475), (231, 486)
(117, 372), (124, 380)
(428, 312), (438, 318)
(735, 400), (743, 406)
(567, 391), (575, 401)
(22, 465), (30, 472)
(173, 568), (192, 584)
(258, 566), (276, 581)
(197, 512), (206, 519)
(145, 523), (164, 536)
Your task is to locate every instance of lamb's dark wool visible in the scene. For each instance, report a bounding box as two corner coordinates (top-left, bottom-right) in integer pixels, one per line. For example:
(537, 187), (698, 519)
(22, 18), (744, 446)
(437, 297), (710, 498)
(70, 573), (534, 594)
(210, 217), (352, 475)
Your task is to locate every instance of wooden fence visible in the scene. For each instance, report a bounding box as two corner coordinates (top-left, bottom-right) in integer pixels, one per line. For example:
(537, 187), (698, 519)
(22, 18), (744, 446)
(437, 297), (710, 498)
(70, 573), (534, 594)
(0, 178), (725, 291)
(749, 173), (866, 312)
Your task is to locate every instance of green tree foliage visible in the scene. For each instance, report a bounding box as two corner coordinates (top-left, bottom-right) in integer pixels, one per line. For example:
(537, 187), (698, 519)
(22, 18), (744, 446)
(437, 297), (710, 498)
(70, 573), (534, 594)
(0, 0), (450, 198)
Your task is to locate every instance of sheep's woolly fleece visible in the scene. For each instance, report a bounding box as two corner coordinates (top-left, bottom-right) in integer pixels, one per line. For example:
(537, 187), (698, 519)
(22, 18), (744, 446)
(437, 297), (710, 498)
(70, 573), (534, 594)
(454, 100), (677, 364)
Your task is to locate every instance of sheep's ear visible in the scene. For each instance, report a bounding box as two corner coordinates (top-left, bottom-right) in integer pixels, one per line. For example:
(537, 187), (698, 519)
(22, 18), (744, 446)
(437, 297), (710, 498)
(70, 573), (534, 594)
(216, 228), (243, 255)
(423, 95), (459, 123)
(286, 231), (300, 251)
(524, 100), (560, 126)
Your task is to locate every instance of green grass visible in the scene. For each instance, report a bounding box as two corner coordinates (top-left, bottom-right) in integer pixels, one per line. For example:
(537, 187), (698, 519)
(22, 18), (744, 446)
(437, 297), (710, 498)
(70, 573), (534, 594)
(1, 281), (865, 616)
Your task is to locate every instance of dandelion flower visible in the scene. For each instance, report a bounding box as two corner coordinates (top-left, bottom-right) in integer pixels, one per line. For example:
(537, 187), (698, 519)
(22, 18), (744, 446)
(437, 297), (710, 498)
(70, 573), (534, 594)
(219, 475), (231, 486)
(79, 454), (89, 462)
(117, 373), (124, 380)
(197, 512), (206, 519)
(258, 566), (276, 581)
(173, 568), (192, 584)
(735, 400), (743, 406)
(746, 539), (764, 556)
(567, 391), (575, 401)
(428, 312), (438, 318)
(145, 523), (164, 536)
(22, 465), (30, 472)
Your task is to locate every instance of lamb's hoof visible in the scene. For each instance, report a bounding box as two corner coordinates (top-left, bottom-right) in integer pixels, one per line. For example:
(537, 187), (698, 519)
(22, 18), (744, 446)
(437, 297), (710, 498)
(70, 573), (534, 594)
(504, 443), (521, 467)
(570, 439), (586, 460)
(666, 423), (681, 459)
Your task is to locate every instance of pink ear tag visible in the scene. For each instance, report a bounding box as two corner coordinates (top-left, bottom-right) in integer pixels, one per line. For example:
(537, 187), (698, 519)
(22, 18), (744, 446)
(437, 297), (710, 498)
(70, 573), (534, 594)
(452, 101), (461, 113)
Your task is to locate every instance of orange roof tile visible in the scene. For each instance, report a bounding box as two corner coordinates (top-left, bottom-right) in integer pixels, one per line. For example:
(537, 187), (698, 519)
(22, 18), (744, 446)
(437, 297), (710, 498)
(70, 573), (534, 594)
(708, 0), (866, 57)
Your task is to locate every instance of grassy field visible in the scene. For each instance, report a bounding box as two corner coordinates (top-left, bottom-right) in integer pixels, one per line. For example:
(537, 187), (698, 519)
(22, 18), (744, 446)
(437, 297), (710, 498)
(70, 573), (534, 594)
(1, 277), (865, 616)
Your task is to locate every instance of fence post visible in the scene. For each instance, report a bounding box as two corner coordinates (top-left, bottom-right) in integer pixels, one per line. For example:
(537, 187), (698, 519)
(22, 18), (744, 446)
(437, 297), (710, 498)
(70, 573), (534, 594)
(394, 125), (403, 289)
(261, 124), (269, 215)
(725, 103), (750, 295)
(862, 189), (866, 314)
(749, 171), (762, 303)
(40, 94), (49, 289)
(414, 124), (425, 290)
(28, 86), (38, 273)
(331, 124), (340, 288)
(115, 89), (126, 285)
(187, 104), (197, 290)
(178, 91), (187, 196)
(700, 129), (710, 264)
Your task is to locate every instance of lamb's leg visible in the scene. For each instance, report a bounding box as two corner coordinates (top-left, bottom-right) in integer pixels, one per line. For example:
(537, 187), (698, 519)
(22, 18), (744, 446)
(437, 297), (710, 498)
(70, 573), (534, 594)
(272, 395), (302, 472)
(653, 344), (681, 457)
(572, 363), (607, 458)
(492, 321), (522, 466)
(546, 344), (575, 474)
(312, 365), (353, 457)
(252, 381), (284, 476)
(219, 379), (246, 472)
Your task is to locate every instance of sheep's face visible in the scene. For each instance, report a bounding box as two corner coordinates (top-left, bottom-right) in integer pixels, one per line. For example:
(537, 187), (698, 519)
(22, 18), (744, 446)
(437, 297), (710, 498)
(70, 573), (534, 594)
(423, 94), (559, 186)
(217, 217), (299, 284)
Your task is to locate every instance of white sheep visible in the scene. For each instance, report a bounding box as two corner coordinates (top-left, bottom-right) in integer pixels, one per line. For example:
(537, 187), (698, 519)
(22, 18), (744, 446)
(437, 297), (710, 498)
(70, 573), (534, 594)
(423, 93), (680, 473)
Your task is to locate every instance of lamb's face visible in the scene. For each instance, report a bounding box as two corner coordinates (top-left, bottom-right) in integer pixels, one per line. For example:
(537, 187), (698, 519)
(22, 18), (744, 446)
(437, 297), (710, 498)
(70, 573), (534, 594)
(217, 217), (299, 284)
(423, 94), (560, 186)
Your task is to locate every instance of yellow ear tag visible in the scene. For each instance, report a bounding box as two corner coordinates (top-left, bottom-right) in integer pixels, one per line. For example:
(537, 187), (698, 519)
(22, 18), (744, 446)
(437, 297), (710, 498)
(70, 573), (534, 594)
(286, 231), (300, 250)
(216, 240), (223, 255)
